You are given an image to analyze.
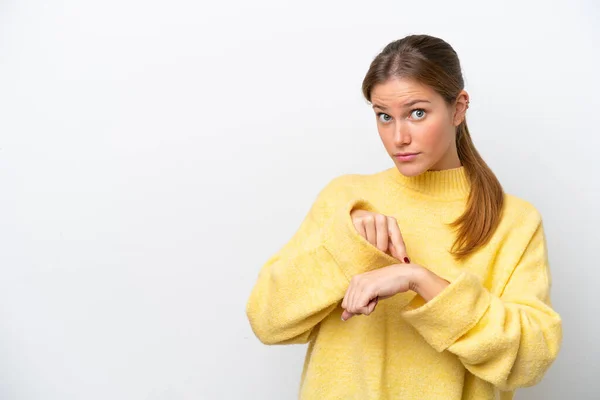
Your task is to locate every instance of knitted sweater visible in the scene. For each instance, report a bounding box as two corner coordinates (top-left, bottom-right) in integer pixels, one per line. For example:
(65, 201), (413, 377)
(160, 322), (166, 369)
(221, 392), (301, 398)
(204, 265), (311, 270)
(246, 166), (562, 400)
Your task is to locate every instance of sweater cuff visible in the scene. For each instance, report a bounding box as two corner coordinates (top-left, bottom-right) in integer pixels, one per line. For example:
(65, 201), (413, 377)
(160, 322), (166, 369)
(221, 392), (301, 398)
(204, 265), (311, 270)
(322, 198), (398, 281)
(400, 271), (491, 352)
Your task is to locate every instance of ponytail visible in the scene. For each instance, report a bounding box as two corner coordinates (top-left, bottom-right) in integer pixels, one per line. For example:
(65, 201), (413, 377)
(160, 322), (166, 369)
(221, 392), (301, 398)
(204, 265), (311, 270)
(450, 119), (504, 260)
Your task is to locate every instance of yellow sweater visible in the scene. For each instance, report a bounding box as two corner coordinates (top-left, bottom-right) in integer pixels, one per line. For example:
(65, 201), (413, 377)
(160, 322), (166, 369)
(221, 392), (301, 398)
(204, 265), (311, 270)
(246, 166), (562, 400)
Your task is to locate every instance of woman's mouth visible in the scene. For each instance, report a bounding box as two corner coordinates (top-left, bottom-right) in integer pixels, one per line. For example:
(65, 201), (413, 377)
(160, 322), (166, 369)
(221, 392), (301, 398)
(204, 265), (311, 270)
(394, 153), (420, 162)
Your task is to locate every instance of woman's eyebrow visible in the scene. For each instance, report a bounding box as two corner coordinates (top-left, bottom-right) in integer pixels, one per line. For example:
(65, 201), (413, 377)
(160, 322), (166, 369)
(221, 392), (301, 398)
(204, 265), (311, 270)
(372, 99), (431, 110)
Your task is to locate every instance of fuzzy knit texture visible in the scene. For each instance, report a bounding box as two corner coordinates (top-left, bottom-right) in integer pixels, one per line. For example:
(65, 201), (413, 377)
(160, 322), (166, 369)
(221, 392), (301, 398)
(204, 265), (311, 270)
(246, 166), (562, 400)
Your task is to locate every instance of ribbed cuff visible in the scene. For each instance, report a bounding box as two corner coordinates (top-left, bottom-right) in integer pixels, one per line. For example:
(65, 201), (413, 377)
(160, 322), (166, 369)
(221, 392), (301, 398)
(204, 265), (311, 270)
(322, 198), (399, 281)
(401, 271), (491, 352)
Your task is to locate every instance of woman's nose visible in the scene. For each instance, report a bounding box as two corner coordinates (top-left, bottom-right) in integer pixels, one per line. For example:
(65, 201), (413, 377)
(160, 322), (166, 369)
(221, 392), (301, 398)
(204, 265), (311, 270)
(393, 123), (411, 146)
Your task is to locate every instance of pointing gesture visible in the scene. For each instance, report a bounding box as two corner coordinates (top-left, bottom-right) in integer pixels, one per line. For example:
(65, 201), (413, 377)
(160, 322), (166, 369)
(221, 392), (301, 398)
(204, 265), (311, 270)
(350, 209), (410, 263)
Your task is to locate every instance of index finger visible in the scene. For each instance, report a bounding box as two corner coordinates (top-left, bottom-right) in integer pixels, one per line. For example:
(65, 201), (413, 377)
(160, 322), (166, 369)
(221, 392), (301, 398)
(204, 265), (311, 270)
(387, 216), (409, 263)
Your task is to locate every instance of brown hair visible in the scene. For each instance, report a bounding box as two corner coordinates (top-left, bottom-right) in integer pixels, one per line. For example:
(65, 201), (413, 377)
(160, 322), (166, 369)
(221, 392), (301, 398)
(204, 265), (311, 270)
(362, 34), (504, 260)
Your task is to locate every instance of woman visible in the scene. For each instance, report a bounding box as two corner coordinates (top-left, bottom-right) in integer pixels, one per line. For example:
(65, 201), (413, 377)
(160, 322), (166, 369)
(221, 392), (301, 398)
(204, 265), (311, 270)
(246, 34), (562, 400)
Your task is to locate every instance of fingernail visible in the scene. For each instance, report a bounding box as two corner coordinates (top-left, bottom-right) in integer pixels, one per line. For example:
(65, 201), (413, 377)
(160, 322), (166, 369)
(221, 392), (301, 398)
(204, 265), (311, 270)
(404, 257), (410, 263)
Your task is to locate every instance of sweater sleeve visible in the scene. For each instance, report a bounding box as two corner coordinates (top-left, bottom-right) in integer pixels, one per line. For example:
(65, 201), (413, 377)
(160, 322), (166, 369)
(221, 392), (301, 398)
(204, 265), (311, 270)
(246, 176), (398, 345)
(400, 210), (562, 390)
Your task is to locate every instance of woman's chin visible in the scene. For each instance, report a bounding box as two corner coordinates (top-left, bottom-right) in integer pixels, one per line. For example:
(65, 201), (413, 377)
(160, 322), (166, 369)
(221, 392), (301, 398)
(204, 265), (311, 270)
(394, 162), (427, 177)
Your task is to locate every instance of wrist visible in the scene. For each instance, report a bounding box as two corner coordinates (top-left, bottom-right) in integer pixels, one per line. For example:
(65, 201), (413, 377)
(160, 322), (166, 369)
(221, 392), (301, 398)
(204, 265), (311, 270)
(410, 265), (450, 302)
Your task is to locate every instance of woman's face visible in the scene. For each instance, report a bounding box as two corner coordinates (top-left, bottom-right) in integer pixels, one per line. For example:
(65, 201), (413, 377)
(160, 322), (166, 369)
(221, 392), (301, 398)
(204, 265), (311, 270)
(370, 78), (468, 176)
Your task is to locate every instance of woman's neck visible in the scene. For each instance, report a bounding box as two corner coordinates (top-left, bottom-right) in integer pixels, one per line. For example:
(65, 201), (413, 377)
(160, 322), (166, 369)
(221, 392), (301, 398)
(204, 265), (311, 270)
(386, 166), (471, 201)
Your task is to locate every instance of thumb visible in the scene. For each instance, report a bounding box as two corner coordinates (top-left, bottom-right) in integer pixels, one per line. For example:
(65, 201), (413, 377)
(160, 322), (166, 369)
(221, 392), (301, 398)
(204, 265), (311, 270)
(366, 297), (378, 314)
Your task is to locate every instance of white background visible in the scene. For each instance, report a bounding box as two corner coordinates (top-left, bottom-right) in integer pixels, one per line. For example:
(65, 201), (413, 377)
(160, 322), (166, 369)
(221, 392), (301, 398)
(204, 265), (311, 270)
(1, 0), (598, 399)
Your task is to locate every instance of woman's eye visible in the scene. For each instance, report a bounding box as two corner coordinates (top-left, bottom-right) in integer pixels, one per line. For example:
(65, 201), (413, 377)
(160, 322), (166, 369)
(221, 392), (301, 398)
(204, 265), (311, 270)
(411, 109), (426, 120)
(377, 113), (392, 123)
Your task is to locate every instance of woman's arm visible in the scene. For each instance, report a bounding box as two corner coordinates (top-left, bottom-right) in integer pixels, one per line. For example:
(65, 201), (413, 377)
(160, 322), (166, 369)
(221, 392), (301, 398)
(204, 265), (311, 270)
(402, 210), (562, 390)
(246, 176), (397, 345)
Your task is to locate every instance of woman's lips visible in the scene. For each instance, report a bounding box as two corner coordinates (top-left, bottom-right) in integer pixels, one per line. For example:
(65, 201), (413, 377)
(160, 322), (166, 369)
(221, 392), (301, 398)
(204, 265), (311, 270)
(394, 153), (419, 162)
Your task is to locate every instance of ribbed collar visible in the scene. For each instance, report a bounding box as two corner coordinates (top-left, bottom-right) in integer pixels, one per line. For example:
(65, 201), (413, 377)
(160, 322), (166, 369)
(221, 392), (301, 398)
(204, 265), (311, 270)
(385, 166), (471, 201)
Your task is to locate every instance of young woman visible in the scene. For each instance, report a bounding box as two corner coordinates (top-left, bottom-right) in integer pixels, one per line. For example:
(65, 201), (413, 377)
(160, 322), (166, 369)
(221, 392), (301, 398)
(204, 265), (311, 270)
(246, 34), (562, 400)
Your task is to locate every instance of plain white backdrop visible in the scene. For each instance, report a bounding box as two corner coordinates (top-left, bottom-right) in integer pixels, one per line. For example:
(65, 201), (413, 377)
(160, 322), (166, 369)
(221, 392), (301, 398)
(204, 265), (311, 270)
(0, 0), (598, 399)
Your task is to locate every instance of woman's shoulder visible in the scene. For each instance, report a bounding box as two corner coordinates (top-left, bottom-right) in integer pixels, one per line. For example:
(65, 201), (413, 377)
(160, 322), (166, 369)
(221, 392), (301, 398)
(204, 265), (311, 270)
(500, 192), (544, 233)
(503, 192), (542, 217)
(320, 169), (389, 193)
(310, 170), (389, 212)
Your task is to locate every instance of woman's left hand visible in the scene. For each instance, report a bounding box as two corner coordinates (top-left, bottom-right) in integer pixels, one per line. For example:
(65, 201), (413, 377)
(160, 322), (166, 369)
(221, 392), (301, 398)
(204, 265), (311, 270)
(341, 263), (423, 321)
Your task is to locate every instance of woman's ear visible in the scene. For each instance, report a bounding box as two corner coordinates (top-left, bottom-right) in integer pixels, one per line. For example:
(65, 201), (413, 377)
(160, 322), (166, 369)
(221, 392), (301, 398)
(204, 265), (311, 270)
(453, 90), (470, 126)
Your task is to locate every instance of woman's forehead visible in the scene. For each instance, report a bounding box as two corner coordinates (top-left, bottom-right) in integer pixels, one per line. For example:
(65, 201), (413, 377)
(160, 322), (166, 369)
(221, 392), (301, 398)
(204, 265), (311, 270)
(371, 79), (438, 107)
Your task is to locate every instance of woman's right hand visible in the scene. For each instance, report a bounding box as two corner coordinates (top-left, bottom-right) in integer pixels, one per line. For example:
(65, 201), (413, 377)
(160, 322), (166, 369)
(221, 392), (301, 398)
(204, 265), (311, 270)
(350, 209), (410, 263)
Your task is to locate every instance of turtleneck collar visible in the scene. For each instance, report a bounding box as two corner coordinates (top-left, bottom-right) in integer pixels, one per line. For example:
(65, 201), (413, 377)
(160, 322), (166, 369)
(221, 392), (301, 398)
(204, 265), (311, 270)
(385, 166), (471, 201)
